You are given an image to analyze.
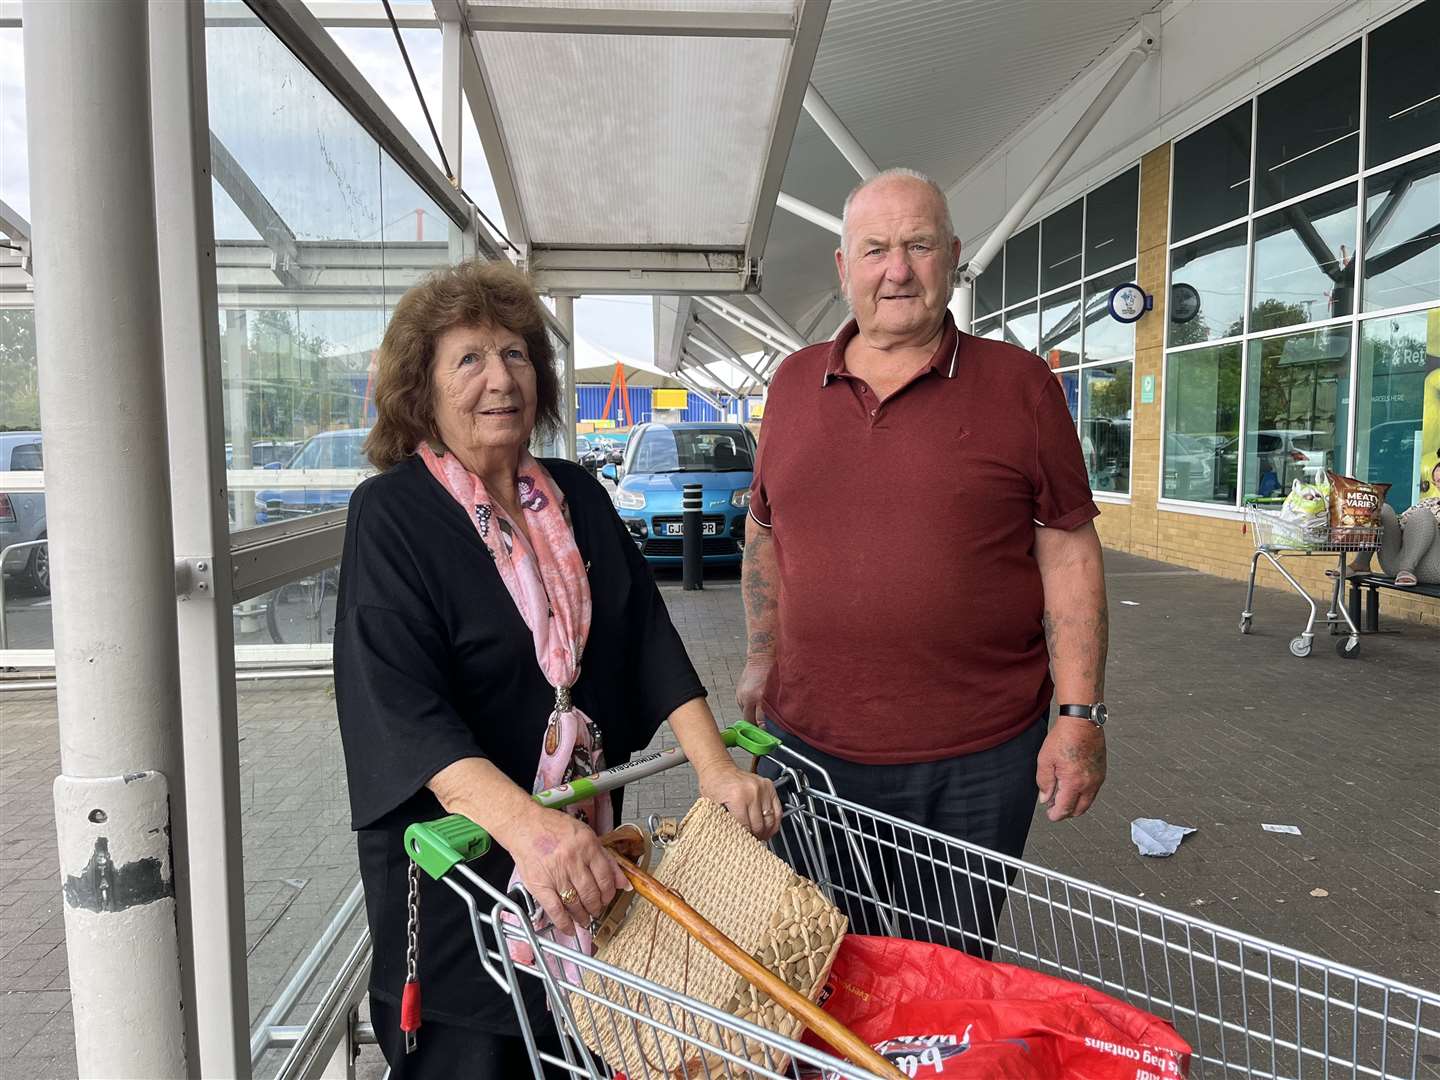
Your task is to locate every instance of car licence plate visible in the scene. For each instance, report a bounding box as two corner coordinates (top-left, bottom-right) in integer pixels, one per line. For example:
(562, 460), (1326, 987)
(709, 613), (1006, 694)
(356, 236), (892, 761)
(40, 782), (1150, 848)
(661, 522), (718, 536)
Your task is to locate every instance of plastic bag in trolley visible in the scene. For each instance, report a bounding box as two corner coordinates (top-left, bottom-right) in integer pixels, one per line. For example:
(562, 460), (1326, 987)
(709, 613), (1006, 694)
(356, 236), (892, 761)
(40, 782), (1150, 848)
(800, 935), (1191, 1080)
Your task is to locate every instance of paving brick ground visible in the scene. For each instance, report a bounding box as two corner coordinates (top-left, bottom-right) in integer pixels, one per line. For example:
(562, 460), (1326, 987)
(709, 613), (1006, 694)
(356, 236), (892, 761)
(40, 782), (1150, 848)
(2, 550), (1436, 1078)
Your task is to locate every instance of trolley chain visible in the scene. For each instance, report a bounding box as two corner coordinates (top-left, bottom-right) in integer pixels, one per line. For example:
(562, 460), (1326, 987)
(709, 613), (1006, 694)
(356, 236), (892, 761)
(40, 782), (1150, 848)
(402, 861), (421, 1053)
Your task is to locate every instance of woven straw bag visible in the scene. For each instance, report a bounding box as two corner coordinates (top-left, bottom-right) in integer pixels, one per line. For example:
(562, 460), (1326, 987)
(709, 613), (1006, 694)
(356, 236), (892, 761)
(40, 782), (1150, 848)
(571, 797), (847, 1077)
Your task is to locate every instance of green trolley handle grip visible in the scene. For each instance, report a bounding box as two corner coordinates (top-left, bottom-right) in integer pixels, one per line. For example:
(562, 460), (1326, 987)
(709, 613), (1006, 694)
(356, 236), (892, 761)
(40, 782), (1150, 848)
(403, 721), (781, 879)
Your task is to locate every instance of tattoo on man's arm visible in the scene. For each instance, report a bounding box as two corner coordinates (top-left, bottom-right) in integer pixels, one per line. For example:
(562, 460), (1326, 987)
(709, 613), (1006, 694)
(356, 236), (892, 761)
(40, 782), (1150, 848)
(742, 528), (778, 655)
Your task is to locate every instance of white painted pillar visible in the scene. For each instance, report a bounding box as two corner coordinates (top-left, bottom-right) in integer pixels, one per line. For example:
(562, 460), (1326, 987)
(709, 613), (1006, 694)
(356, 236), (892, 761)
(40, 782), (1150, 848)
(22, 0), (189, 1074)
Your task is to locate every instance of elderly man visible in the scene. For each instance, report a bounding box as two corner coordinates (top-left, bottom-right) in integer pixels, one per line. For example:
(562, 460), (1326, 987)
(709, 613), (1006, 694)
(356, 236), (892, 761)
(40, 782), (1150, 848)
(740, 168), (1107, 955)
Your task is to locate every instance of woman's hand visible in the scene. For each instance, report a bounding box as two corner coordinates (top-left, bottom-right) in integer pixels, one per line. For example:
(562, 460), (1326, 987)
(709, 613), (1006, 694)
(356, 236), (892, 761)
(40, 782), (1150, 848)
(501, 805), (629, 936)
(699, 761), (782, 840)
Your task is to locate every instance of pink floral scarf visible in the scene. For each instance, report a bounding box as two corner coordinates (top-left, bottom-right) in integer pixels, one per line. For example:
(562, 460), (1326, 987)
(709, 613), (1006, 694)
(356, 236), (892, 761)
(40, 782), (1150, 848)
(419, 443), (611, 974)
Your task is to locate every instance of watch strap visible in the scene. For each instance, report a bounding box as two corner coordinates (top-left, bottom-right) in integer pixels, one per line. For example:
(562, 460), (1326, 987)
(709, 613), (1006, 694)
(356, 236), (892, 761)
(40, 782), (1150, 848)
(1058, 704), (1093, 719)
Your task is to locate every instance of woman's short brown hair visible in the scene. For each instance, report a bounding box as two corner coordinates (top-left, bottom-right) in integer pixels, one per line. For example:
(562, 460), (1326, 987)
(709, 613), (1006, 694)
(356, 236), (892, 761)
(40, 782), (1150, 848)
(366, 259), (560, 470)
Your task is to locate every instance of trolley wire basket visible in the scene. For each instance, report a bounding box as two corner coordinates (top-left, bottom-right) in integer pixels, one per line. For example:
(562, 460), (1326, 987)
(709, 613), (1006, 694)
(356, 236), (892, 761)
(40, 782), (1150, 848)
(405, 723), (1440, 1079)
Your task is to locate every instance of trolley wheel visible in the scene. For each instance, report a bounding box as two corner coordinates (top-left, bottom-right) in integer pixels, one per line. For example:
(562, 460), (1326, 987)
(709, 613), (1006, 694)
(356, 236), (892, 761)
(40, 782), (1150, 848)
(1288, 636), (1312, 658)
(1336, 635), (1361, 659)
(1238, 616), (1252, 635)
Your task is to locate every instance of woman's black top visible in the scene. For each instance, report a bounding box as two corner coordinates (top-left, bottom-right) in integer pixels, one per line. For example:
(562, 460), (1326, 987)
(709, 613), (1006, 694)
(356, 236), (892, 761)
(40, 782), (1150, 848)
(334, 454), (705, 1031)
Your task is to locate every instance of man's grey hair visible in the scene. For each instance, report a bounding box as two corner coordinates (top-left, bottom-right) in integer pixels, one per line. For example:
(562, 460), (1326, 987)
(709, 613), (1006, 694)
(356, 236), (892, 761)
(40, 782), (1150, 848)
(839, 167), (956, 254)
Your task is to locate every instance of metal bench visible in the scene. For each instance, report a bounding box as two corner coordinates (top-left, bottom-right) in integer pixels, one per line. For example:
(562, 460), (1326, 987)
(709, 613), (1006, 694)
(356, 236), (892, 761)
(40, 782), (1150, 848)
(1347, 574), (1440, 633)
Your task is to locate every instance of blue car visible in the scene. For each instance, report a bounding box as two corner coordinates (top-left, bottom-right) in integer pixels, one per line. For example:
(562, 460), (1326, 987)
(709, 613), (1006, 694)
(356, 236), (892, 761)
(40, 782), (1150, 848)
(604, 422), (756, 565)
(254, 428), (373, 524)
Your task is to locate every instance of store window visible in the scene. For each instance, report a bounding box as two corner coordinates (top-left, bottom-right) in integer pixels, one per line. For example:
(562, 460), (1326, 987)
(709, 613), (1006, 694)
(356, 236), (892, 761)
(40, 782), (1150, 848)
(1083, 267), (1137, 364)
(1254, 41), (1360, 209)
(1163, 344), (1242, 504)
(1004, 223), (1039, 307)
(1082, 363), (1132, 494)
(1171, 102), (1251, 242)
(1085, 166), (1139, 272)
(1354, 309), (1439, 513)
(1362, 153), (1440, 313)
(1250, 184), (1356, 332)
(1162, 3), (1439, 514)
(974, 249), (1004, 319)
(1040, 288), (1082, 369)
(1041, 199), (1083, 294)
(1365, 1), (1440, 169)
(1169, 225), (1247, 346)
(1242, 327), (1350, 499)
(1003, 302), (1039, 354)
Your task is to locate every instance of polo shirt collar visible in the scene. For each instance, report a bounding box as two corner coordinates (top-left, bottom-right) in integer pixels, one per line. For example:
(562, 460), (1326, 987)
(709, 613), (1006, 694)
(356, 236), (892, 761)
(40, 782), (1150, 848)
(821, 312), (962, 387)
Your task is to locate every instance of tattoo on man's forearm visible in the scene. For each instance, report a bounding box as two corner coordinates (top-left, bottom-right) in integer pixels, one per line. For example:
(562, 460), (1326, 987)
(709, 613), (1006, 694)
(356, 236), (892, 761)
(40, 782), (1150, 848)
(742, 528), (778, 655)
(1042, 602), (1109, 697)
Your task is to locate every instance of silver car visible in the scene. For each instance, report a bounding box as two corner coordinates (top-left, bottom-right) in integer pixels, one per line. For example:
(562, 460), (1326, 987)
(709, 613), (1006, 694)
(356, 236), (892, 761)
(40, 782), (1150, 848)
(0, 431), (47, 594)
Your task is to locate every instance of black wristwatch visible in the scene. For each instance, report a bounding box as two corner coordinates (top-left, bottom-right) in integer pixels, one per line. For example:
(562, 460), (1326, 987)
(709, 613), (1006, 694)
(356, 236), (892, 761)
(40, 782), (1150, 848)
(1058, 703), (1108, 727)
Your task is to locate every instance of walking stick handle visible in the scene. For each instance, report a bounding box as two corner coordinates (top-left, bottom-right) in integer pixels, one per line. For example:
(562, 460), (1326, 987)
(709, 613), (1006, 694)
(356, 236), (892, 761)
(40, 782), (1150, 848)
(608, 853), (906, 1080)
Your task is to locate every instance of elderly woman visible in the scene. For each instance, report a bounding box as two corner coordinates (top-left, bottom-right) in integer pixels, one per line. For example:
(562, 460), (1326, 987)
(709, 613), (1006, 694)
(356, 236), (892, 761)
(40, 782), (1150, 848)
(334, 260), (779, 1078)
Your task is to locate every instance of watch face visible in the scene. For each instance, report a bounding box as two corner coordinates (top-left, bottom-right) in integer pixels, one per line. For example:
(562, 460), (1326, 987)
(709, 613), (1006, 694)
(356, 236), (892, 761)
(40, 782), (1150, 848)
(1093, 703), (1109, 725)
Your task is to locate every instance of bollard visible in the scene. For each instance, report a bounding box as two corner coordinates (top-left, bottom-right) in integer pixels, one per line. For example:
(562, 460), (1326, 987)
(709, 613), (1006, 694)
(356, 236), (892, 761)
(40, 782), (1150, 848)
(682, 483), (704, 591)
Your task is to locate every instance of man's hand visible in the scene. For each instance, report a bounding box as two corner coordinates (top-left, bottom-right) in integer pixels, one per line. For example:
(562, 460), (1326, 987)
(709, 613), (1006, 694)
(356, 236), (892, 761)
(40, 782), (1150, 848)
(1036, 718), (1106, 821)
(735, 656), (774, 726)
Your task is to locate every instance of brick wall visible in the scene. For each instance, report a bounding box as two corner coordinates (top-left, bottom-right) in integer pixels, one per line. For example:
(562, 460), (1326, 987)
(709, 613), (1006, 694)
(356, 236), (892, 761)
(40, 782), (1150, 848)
(1092, 143), (1440, 628)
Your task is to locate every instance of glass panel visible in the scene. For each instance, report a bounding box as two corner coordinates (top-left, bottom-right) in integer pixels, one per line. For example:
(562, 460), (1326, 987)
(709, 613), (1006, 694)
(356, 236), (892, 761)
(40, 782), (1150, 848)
(1365, 0), (1440, 169)
(973, 315), (1003, 342)
(1002, 302), (1039, 354)
(1250, 184), (1357, 331)
(1163, 344), (1242, 503)
(1057, 369), (1079, 422)
(974, 249), (1003, 319)
(1039, 288), (1082, 369)
(1363, 153), (1440, 313)
(1171, 102), (1252, 242)
(1085, 166), (1139, 272)
(1168, 224), (1248, 346)
(1254, 42), (1360, 210)
(1082, 265), (1138, 364)
(1082, 362), (1132, 494)
(1354, 308), (1438, 513)
(233, 565), (367, 1080)
(208, 23), (397, 534)
(1242, 327), (1350, 499)
(1040, 199), (1083, 293)
(1004, 224), (1039, 306)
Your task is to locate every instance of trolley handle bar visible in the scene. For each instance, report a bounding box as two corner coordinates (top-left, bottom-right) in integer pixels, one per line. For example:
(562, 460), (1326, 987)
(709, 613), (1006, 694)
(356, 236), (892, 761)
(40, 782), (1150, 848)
(403, 720), (779, 880)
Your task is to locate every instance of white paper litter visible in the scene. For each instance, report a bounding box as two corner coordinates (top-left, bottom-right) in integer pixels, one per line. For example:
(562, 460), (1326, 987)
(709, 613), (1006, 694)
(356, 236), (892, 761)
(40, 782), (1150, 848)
(1262, 824), (1302, 835)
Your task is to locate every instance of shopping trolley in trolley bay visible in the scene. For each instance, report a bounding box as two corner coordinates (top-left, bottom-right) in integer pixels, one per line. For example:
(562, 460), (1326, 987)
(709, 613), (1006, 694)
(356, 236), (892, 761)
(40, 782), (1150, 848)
(403, 721), (1440, 1079)
(1240, 498), (1382, 659)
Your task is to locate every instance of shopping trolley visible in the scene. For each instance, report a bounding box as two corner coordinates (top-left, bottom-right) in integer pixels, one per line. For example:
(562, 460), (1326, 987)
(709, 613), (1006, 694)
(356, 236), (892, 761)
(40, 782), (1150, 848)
(1241, 498), (1381, 659)
(405, 721), (1440, 1079)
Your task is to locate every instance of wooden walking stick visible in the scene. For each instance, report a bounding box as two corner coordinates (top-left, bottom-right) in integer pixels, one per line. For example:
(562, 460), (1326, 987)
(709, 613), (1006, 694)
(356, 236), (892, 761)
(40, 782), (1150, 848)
(605, 845), (907, 1080)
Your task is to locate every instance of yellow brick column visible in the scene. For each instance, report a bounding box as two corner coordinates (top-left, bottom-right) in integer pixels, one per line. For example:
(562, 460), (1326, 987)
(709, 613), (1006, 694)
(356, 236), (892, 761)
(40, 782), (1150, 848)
(1096, 143), (1170, 559)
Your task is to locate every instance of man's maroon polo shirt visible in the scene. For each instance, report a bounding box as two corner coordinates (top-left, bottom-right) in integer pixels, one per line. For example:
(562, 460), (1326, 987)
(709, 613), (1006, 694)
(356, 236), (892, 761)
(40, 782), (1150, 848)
(749, 314), (1098, 764)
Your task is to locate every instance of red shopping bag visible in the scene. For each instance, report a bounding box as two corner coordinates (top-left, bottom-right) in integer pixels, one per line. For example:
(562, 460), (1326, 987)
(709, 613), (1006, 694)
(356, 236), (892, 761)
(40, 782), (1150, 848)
(800, 936), (1191, 1080)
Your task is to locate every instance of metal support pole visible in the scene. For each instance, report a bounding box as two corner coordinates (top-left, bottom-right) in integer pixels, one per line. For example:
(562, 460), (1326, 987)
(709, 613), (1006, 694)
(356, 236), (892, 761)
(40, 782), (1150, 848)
(682, 483), (703, 590)
(775, 191), (843, 237)
(440, 16), (466, 263)
(554, 294), (577, 460)
(803, 83), (878, 180)
(672, 372), (723, 414)
(953, 25), (1157, 331)
(22, 1), (190, 1075)
(696, 295), (805, 354)
(150, 1), (252, 1072)
(747, 294), (812, 353)
(686, 330), (769, 387)
(686, 355), (743, 401)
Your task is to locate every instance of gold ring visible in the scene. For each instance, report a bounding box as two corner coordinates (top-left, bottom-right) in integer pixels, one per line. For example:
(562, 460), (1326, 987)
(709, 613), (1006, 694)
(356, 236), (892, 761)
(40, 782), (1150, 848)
(762, 810), (774, 818)
(559, 888), (578, 906)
